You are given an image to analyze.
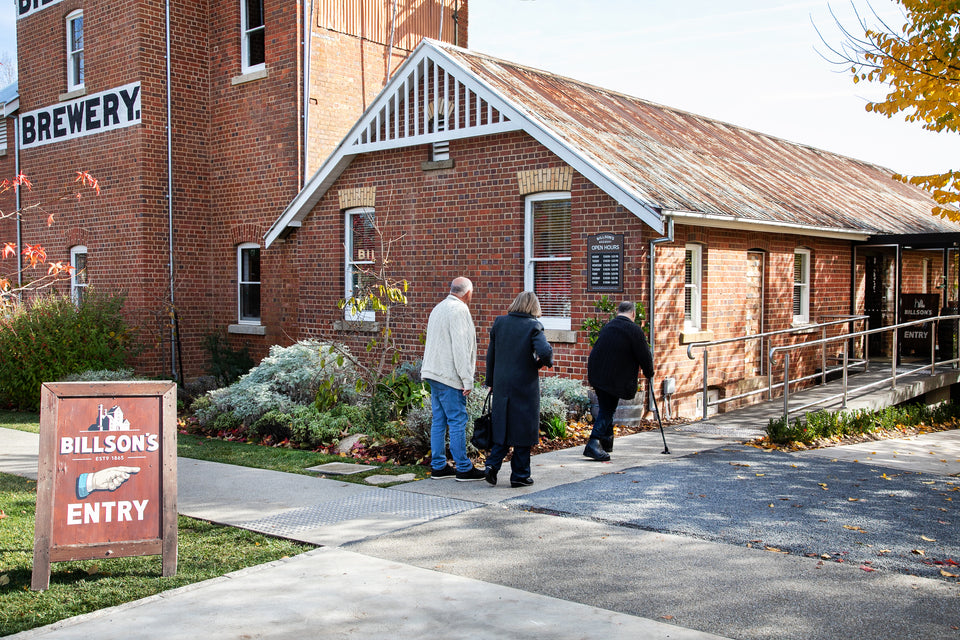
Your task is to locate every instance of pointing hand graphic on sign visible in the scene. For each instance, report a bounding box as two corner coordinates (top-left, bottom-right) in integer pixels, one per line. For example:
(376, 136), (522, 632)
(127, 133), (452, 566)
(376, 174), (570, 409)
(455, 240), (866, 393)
(76, 466), (141, 499)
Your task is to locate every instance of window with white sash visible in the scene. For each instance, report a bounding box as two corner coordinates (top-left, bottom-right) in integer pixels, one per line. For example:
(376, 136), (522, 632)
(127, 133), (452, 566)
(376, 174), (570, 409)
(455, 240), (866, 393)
(525, 192), (571, 330)
(684, 244), (703, 330)
(793, 248), (811, 324)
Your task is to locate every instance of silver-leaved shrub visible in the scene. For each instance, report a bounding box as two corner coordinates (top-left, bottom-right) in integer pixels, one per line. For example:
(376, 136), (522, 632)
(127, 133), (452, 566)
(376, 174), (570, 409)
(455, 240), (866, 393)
(197, 340), (359, 426)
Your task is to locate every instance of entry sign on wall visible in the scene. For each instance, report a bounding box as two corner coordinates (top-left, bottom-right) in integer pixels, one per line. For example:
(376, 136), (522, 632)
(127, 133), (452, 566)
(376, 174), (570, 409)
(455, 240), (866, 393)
(588, 233), (624, 292)
(31, 382), (178, 591)
(899, 293), (941, 356)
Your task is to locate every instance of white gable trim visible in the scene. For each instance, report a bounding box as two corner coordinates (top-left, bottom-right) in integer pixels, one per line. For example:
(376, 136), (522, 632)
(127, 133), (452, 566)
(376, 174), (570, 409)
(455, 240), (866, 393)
(265, 40), (664, 247)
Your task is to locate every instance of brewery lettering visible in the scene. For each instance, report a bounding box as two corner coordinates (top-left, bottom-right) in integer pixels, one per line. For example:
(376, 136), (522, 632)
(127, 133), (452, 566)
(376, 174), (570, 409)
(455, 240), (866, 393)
(17, 0), (65, 19)
(20, 83), (141, 149)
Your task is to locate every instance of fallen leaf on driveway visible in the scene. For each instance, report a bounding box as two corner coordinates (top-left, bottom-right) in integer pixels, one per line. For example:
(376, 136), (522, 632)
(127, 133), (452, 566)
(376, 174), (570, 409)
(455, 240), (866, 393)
(921, 535), (937, 542)
(940, 569), (958, 578)
(912, 549), (926, 556)
(860, 565), (876, 572)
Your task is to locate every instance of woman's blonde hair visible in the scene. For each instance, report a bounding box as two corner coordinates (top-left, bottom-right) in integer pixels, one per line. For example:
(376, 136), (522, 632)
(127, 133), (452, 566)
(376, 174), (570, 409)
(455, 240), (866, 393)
(507, 291), (542, 317)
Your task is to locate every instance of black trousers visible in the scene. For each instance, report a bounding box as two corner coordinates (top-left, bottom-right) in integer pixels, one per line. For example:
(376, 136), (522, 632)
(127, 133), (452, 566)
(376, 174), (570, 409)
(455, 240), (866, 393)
(486, 442), (532, 482)
(589, 387), (620, 441)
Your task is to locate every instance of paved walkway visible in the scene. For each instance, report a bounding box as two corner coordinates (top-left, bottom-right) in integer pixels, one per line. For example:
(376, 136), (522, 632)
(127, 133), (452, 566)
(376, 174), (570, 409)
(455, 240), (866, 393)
(3, 420), (960, 639)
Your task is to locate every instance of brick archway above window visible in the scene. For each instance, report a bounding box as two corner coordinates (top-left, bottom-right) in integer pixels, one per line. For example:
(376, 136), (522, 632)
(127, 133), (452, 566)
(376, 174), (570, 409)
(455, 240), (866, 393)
(339, 187), (376, 210)
(516, 166), (573, 196)
(67, 228), (89, 248)
(230, 223), (266, 246)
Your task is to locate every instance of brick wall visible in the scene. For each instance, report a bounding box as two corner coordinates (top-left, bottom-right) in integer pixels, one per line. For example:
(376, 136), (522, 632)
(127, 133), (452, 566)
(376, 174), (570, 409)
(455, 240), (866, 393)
(11, 0), (458, 379)
(282, 129), (863, 418)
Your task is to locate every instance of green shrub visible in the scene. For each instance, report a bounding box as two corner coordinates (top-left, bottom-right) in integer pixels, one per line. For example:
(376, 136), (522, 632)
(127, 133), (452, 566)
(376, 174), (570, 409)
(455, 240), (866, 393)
(202, 340), (359, 427)
(766, 402), (960, 445)
(60, 368), (140, 382)
(203, 332), (255, 387)
(250, 410), (293, 442)
(210, 411), (242, 433)
(403, 403), (433, 453)
(539, 395), (567, 430)
(288, 403), (370, 449)
(0, 289), (134, 411)
(543, 415), (567, 440)
(540, 376), (591, 420)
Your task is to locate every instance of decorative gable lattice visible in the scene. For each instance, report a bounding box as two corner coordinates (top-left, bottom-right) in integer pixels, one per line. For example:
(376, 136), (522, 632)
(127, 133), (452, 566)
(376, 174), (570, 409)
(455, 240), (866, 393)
(346, 48), (520, 154)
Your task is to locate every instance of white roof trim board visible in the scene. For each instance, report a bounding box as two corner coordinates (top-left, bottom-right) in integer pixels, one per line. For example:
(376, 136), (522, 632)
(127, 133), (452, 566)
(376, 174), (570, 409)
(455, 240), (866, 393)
(265, 39), (663, 247)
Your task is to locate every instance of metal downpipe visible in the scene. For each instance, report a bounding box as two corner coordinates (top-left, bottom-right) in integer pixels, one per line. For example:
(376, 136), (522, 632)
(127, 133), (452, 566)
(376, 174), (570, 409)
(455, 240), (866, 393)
(165, 0), (176, 379)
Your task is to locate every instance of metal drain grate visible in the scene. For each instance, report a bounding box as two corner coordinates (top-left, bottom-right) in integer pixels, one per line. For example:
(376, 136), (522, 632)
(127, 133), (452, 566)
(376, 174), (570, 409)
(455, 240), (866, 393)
(236, 491), (482, 538)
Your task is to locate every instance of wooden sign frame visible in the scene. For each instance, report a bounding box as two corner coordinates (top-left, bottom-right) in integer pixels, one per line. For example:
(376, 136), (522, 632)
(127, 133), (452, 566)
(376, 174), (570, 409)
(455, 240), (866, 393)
(32, 381), (178, 591)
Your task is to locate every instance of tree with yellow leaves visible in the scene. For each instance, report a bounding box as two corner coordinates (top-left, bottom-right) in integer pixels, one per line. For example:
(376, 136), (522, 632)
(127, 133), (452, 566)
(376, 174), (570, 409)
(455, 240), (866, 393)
(824, 1), (960, 220)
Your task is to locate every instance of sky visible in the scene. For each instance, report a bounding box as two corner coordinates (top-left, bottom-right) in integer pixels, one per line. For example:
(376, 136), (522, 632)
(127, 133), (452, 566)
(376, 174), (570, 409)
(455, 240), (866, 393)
(0, 1), (953, 176)
(469, 0), (954, 177)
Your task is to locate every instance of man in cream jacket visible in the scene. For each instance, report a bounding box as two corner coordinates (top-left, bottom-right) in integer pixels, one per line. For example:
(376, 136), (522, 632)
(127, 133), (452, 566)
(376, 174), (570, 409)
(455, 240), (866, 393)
(421, 277), (485, 481)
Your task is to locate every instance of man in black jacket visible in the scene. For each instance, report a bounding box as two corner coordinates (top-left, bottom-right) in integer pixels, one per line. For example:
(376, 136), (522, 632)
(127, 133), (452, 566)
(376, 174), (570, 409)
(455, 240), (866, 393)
(585, 301), (654, 461)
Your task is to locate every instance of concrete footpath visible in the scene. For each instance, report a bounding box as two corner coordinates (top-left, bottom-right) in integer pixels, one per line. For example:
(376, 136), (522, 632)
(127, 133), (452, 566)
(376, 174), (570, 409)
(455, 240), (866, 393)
(3, 424), (960, 639)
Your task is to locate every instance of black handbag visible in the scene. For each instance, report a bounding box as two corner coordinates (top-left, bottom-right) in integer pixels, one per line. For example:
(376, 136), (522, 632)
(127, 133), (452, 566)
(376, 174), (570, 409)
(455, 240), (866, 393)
(471, 389), (493, 450)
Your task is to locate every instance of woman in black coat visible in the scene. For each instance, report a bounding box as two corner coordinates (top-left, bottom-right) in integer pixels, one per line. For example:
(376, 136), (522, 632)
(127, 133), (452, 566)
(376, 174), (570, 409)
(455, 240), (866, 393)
(484, 291), (553, 488)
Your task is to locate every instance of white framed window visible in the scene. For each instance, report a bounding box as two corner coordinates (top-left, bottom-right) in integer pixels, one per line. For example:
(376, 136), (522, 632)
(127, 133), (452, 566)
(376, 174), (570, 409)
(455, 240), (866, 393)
(237, 243), (261, 323)
(66, 10), (84, 91)
(345, 207), (376, 321)
(525, 192), (571, 330)
(70, 245), (88, 304)
(241, 0), (265, 73)
(684, 244), (703, 330)
(793, 248), (811, 324)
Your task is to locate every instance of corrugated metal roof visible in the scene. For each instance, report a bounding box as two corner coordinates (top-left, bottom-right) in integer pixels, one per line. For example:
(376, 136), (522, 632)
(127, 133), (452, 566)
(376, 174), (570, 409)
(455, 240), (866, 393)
(436, 43), (960, 236)
(0, 81), (18, 108)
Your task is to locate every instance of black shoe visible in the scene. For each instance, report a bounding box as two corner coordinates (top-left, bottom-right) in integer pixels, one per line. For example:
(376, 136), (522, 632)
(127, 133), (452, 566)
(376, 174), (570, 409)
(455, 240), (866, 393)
(583, 438), (611, 461)
(599, 436), (614, 453)
(510, 477), (534, 488)
(430, 464), (456, 479)
(485, 466), (498, 486)
(455, 466), (487, 482)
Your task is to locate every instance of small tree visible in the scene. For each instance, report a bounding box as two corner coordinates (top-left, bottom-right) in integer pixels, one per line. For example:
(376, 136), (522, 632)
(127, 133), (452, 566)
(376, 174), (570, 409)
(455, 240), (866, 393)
(333, 211), (415, 425)
(580, 295), (647, 346)
(819, 1), (960, 219)
(1, 171), (102, 307)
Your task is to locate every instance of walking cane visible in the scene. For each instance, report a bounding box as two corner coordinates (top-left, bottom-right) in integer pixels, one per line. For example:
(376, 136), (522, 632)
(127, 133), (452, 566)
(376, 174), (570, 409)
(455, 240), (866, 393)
(647, 377), (670, 454)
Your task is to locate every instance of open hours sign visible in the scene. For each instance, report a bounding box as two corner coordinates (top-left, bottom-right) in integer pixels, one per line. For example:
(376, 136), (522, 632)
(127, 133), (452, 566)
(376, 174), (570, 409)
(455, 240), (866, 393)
(31, 382), (178, 591)
(588, 233), (624, 292)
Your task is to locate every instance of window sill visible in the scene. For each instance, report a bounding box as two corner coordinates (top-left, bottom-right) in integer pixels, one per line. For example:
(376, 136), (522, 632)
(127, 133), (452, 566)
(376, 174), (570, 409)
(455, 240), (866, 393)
(231, 67), (268, 85)
(60, 87), (86, 101)
(680, 329), (715, 344)
(545, 329), (576, 344)
(422, 159), (455, 171)
(334, 320), (380, 333)
(791, 322), (818, 334)
(228, 323), (266, 336)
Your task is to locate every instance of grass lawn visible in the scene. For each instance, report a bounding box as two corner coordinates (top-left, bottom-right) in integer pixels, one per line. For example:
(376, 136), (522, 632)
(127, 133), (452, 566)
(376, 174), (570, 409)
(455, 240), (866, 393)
(0, 473), (312, 636)
(0, 410), (427, 635)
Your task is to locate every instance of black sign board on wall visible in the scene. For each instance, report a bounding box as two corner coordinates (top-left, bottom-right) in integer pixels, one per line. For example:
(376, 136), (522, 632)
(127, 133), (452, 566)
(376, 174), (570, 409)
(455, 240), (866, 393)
(899, 293), (940, 356)
(588, 233), (624, 292)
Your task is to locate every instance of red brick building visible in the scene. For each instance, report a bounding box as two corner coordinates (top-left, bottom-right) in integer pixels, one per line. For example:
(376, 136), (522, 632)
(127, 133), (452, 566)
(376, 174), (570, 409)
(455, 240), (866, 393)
(266, 41), (960, 419)
(6, 0), (466, 378)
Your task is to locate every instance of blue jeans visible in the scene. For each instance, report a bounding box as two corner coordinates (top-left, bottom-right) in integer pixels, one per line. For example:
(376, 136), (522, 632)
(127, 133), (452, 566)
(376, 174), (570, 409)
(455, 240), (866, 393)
(485, 443), (532, 483)
(427, 379), (472, 472)
(589, 387), (620, 441)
